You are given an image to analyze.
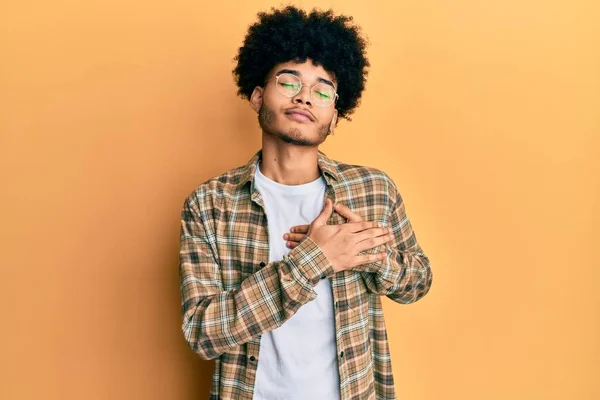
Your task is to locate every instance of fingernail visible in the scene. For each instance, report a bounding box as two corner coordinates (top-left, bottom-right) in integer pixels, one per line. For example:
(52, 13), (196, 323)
(284, 234), (288, 239)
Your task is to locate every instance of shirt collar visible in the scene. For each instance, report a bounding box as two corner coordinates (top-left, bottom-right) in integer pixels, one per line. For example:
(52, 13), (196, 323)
(240, 148), (340, 189)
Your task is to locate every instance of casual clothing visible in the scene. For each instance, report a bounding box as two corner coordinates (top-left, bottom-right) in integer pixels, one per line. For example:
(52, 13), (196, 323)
(179, 149), (432, 400)
(252, 160), (340, 400)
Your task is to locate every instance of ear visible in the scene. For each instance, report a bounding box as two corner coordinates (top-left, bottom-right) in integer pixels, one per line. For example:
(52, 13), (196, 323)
(328, 109), (338, 135)
(249, 86), (264, 113)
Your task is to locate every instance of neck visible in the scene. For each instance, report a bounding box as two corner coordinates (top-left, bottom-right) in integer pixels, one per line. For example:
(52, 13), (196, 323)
(259, 135), (321, 185)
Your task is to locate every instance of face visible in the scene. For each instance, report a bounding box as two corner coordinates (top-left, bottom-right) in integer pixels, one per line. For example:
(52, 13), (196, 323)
(250, 59), (339, 147)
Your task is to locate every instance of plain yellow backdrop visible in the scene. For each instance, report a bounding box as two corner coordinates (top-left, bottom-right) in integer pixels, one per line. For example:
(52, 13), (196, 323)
(1, 0), (598, 399)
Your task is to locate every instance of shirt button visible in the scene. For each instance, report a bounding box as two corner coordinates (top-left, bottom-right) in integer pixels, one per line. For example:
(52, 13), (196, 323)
(259, 262), (266, 267)
(339, 351), (344, 359)
(320, 274), (326, 280)
(335, 301), (339, 308)
(249, 355), (256, 362)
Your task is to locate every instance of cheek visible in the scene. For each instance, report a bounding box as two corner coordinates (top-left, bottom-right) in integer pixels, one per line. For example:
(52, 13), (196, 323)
(315, 110), (335, 124)
(263, 90), (289, 109)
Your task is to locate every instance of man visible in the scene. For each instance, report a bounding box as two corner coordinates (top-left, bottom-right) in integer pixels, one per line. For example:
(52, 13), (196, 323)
(179, 6), (432, 400)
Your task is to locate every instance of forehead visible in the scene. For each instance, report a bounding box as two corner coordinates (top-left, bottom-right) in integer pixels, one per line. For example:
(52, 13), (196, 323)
(268, 59), (336, 84)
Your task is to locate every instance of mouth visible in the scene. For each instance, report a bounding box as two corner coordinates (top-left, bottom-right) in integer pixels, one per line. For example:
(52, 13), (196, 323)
(284, 109), (314, 123)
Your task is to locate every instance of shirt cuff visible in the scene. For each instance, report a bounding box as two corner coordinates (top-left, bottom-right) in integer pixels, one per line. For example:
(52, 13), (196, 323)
(283, 236), (335, 286)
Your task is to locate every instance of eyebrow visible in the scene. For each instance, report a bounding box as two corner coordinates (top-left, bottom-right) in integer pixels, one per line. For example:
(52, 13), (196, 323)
(275, 69), (336, 89)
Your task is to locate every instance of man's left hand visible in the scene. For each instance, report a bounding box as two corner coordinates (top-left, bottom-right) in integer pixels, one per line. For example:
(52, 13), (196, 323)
(284, 203), (391, 255)
(334, 203), (391, 267)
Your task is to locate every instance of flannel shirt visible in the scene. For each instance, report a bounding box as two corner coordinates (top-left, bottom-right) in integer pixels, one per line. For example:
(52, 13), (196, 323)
(179, 149), (432, 399)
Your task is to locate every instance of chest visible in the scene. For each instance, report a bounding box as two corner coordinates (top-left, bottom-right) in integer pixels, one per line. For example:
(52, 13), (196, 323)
(211, 182), (388, 291)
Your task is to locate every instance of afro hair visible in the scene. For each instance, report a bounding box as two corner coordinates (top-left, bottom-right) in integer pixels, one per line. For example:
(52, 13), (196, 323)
(233, 6), (370, 121)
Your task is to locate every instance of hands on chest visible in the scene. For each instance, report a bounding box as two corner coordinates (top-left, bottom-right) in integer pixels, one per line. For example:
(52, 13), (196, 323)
(282, 198), (393, 273)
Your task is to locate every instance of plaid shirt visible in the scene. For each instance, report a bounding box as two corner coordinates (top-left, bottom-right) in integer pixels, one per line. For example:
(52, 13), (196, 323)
(179, 149), (432, 400)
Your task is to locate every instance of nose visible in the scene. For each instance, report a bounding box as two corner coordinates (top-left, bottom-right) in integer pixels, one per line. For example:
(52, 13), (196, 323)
(292, 85), (312, 107)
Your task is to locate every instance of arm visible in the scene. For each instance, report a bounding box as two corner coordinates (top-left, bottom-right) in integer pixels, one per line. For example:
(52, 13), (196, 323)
(179, 195), (334, 360)
(360, 190), (433, 304)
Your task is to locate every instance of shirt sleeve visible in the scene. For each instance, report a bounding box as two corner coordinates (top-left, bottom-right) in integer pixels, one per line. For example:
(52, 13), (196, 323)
(179, 195), (334, 360)
(360, 186), (433, 304)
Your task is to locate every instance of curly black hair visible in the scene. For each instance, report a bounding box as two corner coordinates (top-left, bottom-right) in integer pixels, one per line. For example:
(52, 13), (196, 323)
(233, 6), (370, 121)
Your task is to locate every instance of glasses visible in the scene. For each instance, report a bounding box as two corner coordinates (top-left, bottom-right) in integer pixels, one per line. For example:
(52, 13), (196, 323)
(270, 73), (339, 107)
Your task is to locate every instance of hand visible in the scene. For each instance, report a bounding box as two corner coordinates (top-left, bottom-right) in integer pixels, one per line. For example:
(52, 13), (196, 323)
(335, 202), (392, 267)
(283, 224), (310, 249)
(334, 202), (378, 225)
(306, 199), (394, 273)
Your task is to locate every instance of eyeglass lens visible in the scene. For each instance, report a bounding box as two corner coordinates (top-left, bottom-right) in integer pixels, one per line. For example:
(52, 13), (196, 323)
(276, 73), (336, 106)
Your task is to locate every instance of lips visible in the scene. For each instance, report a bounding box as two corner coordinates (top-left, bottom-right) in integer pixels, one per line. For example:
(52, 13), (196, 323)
(285, 108), (314, 122)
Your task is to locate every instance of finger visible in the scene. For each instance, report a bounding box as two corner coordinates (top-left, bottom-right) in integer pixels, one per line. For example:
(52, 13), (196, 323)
(290, 224), (310, 234)
(283, 232), (307, 242)
(348, 252), (387, 268)
(353, 227), (391, 244)
(334, 203), (363, 222)
(354, 233), (394, 253)
(313, 198), (334, 226)
(286, 241), (301, 249)
(344, 221), (381, 233)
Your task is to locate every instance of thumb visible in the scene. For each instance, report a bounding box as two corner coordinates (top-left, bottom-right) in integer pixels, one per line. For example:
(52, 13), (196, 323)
(314, 198), (334, 226)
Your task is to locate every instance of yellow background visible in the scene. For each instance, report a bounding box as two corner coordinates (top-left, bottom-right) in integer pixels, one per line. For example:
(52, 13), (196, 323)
(1, 0), (598, 399)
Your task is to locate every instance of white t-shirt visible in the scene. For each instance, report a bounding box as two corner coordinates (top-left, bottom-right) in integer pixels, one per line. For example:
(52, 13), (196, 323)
(252, 161), (340, 400)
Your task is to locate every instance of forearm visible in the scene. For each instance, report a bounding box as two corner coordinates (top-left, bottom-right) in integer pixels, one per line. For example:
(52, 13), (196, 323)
(361, 244), (432, 303)
(360, 181), (433, 303)
(181, 236), (333, 360)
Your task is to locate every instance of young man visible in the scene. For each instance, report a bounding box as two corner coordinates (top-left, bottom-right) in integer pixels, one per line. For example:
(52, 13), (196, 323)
(179, 6), (433, 400)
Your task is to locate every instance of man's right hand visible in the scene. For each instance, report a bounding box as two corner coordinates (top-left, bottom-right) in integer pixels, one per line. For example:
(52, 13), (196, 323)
(307, 198), (393, 273)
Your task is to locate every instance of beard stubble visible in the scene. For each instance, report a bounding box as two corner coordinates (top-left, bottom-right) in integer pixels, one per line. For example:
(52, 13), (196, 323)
(258, 104), (331, 147)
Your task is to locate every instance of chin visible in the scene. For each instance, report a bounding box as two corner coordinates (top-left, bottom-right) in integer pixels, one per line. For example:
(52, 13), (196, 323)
(260, 111), (328, 146)
(278, 127), (327, 147)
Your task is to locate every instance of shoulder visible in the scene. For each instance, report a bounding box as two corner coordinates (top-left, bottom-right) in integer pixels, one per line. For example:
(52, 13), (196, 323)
(330, 157), (401, 203)
(183, 164), (248, 212)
